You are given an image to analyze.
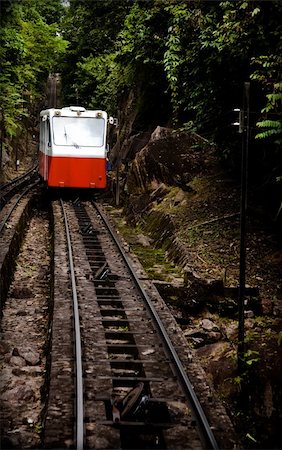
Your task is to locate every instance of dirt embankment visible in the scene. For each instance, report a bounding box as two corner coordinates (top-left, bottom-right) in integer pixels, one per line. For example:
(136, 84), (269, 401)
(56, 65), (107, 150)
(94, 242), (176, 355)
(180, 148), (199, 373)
(109, 126), (282, 450)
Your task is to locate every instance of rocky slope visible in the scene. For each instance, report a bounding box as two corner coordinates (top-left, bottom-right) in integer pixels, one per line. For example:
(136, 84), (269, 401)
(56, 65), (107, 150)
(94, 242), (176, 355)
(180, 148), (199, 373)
(107, 126), (282, 450)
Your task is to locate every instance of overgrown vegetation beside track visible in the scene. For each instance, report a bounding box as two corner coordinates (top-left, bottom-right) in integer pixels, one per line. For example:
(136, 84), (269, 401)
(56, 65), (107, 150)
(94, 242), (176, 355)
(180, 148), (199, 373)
(60, 0), (281, 224)
(1, 1), (281, 222)
(1, 2), (281, 446)
(103, 122), (281, 450)
(0, 0), (67, 180)
(105, 171), (282, 449)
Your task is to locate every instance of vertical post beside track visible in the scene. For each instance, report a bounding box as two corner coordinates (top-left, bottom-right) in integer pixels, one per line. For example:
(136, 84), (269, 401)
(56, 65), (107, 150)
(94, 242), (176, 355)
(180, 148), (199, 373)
(238, 82), (250, 375)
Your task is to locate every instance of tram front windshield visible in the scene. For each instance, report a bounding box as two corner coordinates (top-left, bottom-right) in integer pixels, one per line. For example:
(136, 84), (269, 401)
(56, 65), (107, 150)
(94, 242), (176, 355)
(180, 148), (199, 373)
(53, 116), (105, 147)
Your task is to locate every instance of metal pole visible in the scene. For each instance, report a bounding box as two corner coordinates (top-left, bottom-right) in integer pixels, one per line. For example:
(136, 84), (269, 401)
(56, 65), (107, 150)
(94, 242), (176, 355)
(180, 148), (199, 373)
(0, 108), (3, 178)
(238, 82), (250, 374)
(15, 135), (19, 171)
(115, 161), (120, 206)
(115, 113), (121, 206)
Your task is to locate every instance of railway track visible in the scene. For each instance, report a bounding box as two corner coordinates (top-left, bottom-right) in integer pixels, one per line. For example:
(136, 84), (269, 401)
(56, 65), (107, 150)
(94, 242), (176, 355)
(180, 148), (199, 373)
(0, 180), (39, 236)
(0, 165), (38, 212)
(45, 198), (222, 450)
(0, 174), (40, 313)
(0, 199), (51, 449)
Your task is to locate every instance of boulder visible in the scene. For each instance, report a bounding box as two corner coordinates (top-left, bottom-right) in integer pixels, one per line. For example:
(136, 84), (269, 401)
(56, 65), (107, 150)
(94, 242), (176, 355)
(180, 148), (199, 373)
(1, 383), (35, 405)
(201, 318), (220, 332)
(10, 356), (26, 367)
(16, 347), (40, 366)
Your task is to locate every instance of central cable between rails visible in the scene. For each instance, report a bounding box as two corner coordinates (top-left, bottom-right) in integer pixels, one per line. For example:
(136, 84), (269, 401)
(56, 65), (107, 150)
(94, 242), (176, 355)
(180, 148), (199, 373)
(60, 199), (84, 450)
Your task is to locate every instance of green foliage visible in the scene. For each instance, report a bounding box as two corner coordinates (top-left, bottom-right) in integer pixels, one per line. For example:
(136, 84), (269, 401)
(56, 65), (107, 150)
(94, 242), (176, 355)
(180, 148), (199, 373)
(1, 0), (280, 200)
(231, 375), (243, 388)
(0, 0), (67, 137)
(163, 4), (189, 121)
(77, 52), (126, 113)
(2, 1), (280, 122)
(256, 105), (282, 142)
(34, 422), (43, 434)
(61, 0), (281, 152)
(118, 3), (154, 64)
(252, 54), (282, 144)
(243, 349), (260, 366)
(246, 433), (257, 444)
(61, 0), (131, 107)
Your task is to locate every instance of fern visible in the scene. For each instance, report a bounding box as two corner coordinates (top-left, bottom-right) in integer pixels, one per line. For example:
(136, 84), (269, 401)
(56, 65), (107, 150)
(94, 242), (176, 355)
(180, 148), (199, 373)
(256, 126), (282, 140)
(257, 120), (281, 128)
(255, 82), (282, 140)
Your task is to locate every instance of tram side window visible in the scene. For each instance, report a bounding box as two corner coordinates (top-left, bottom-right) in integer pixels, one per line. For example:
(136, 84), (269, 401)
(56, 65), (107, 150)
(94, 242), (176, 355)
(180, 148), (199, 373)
(40, 120), (44, 152)
(47, 118), (51, 150)
(40, 115), (51, 153)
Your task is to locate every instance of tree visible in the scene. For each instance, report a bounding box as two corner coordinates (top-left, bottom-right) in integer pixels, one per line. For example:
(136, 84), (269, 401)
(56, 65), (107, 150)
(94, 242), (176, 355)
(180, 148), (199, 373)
(0, 0), (67, 138)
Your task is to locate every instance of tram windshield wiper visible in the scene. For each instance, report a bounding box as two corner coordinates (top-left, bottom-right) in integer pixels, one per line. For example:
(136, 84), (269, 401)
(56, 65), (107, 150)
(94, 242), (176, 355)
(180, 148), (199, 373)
(64, 126), (80, 149)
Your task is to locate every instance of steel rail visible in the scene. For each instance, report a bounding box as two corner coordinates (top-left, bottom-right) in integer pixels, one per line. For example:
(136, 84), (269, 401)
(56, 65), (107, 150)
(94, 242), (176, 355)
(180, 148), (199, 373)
(60, 199), (84, 450)
(0, 180), (40, 234)
(0, 165), (38, 211)
(93, 201), (219, 450)
(0, 164), (37, 190)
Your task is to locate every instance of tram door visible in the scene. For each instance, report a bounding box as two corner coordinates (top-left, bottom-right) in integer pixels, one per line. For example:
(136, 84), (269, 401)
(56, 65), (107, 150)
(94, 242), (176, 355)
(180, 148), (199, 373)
(40, 115), (51, 181)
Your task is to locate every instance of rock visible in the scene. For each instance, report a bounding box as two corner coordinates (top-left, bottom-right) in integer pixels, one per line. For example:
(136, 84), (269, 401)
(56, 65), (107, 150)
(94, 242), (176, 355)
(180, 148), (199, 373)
(10, 356), (26, 367)
(208, 331), (222, 341)
(183, 269), (224, 294)
(150, 183), (169, 203)
(201, 318), (220, 332)
(150, 126), (172, 142)
(136, 233), (153, 247)
(245, 310), (254, 318)
(184, 329), (206, 339)
(224, 323), (238, 340)
(17, 347), (40, 366)
(1, 383), (35, 405)
(184, 325), (221, 347)
(191, 337), (205, 347)
(0, 341), (10, 355)
(245, 318), (255, 329)
(167, 400), (190, 421)
(183, 329), (206, 347)
(171, 189), (186, 206)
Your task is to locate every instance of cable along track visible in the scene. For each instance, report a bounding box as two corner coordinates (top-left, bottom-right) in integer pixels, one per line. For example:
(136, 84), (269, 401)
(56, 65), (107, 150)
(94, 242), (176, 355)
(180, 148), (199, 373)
(48, 198), (219, 450)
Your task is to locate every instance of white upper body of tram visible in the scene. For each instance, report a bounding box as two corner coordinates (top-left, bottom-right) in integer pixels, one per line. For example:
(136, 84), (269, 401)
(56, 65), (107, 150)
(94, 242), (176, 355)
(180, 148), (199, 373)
(39, 106), (108, 188)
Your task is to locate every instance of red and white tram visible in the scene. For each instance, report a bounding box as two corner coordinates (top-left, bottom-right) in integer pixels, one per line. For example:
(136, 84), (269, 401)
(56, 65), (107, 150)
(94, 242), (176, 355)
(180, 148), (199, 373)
(39, 106), (108, 188)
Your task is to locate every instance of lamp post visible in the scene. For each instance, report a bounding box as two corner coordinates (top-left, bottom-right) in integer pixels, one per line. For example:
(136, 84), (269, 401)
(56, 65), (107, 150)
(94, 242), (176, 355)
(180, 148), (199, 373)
(234, 82), (250, 375)
(115, 113), (121, 206)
